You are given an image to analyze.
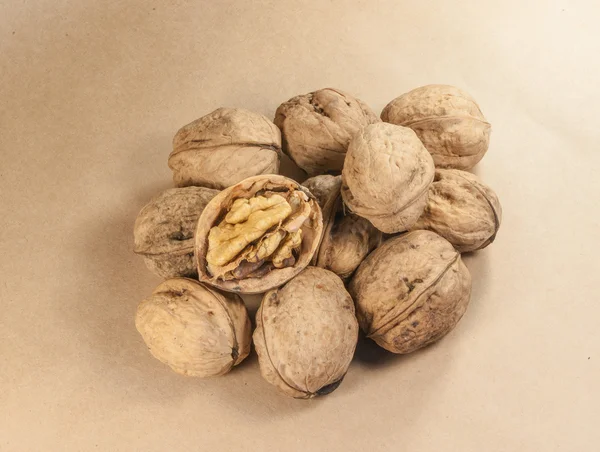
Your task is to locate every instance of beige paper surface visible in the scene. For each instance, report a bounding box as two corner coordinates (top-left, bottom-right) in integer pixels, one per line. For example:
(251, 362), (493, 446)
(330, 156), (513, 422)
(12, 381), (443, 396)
(1, 1), (599, 450)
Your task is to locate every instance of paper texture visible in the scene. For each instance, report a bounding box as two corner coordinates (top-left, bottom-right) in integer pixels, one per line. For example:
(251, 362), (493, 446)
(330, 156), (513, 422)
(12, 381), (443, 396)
(1, 1), (599, 450)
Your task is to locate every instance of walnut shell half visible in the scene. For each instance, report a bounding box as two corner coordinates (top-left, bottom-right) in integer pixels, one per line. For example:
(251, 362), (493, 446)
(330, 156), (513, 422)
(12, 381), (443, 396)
(168, 108), (281, 189)
(341, 122), (435, 234)
(254, 267), (358, 398)
(303, 175), (382, 280)
(410, 169), (502, 252)
(133, 186), (218, 278)
(349, 230), (471, 354)
(274, 88), (379, 176)
(195, 175), (323, 294)
(381, 85), (491, 170)
(135, 278), (251, 377)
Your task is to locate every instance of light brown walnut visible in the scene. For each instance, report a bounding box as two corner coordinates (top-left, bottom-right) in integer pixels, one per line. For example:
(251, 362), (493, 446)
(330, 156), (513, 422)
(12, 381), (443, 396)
(349, 230), (471, 354)
(169, 107), (281, 189)
(254, 267), (358, 398)
(381, 85), (491, 170)
(195, 175), (323, 294)
(411, 169), (502, 252)
(274, 88), (379, 176)
(303, 175), (382, 280)
(133, 186), (218, 278)
(135, 278), (251, 377)
(341, 122), (435, 234)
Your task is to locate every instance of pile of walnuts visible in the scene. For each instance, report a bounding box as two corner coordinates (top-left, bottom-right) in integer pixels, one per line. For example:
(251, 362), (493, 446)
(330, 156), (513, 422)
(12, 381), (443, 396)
(133, 85), (502, 399)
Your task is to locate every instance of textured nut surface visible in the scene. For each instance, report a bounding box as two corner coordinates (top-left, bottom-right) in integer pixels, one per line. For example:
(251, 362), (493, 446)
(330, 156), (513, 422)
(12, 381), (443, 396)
(133, 186), (218, 278)
(196, 175), (323, 294)
(135, 278), (251, 377)
(274, 88), (379, 176)
(341, 122), (435, 234)
(381, 85), (491, 170)
(411, 169), (502, 252)
(349, 230), (471, 354)
(169, 107), (281, 189)
(304, 175), (382, 279)
(254, 267), (358, 398)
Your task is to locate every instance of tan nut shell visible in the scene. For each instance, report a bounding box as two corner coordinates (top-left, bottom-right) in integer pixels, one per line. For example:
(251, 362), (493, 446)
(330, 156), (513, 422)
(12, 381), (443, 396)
(349, 231), (471, 354)
(341, 122), (435, 234)
(195, 175), (323, 294)
(133, 186), (218, 278)
(135, 278), (251, 377)
(411, 169), (502, 252)
(169, 108), (281, 189)
(303, 175), (382, 279)
(254, 267), (359, 398)
(274, 88), (379, 176)
(381, 85), (491, 170)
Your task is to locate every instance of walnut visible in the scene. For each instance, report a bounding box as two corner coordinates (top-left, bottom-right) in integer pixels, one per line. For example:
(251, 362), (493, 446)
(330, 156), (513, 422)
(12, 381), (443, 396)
(274, 88), (379, 176)
(133, 186), (218, 278)
(253, 267), (358, 398)
(303, 175), (382, 280)
(349, 230), (471, 354)
(135, 278), (251, 377)
(168, 107), (281, 189)
(341, 122), (435, 234)
(381, 85), (491, 170)
(195, 175), (323, 294)
(410, 169), (502, 252)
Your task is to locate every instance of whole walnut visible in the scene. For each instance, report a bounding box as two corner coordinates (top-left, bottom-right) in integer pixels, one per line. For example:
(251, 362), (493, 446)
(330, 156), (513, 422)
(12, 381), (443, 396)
(341, 122), (435, 234)
(381, 85), (491, 170)
(349, 230), (471, 354)
(168, 107), (281, 189)
(135, 278), (251, 377)
(303, 175), (382, 280)
(254, 267), (358, 398)
(410, 169), (502, 252)
(195, 175), (323, 294)
(274, 88), (379, 176)
(133, 186), (218, 278)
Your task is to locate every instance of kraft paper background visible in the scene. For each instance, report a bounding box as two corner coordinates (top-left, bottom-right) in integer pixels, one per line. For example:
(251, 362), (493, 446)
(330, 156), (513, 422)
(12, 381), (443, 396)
(1, 1), (599, 450)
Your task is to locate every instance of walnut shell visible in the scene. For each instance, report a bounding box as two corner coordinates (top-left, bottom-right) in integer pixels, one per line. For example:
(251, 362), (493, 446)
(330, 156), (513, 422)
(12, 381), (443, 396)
(411, 169), (502, 252)
(135, 278), (251, 377)
(381, 85), (491, 170)
(195, 175), (323, 294)
(133, 186), (218, 278)
(274, 88), (379, 176)
(254, 267), (358, 398)
(168, 108), (281, 189)
(349, 230), (471, 354)
(303, 175), (382, 280)
(341, 122), (435, 234)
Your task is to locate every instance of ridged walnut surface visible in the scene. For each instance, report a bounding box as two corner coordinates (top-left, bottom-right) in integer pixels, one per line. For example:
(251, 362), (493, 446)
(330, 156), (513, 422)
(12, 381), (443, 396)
(341, 122), (435, 234)
(381, 84), (491, 170)
(349, 231), (471, 354)
(254, 267), (359, 398)
(135, 278), (251, 377)
(274, 88), (379, 176)
(411, 169), (502, 252)
(169, 107), (281, 189)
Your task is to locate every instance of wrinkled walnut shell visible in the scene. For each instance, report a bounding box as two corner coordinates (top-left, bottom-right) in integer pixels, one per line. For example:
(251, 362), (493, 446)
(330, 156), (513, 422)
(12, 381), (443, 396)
(274, 88), (379, 176)
(381, 85), (491, 170)
(349, 230), (471, 354)
(303, 175), (382, 279)
(195, 175), (323, 294)
(411, 169), (502, 252)
(135, 278), (251, 377)
(254, 267), (358, 398)
(169, 107), (281, 189)
(133, 186), (218, 278)
(341, 122), (435, 234)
